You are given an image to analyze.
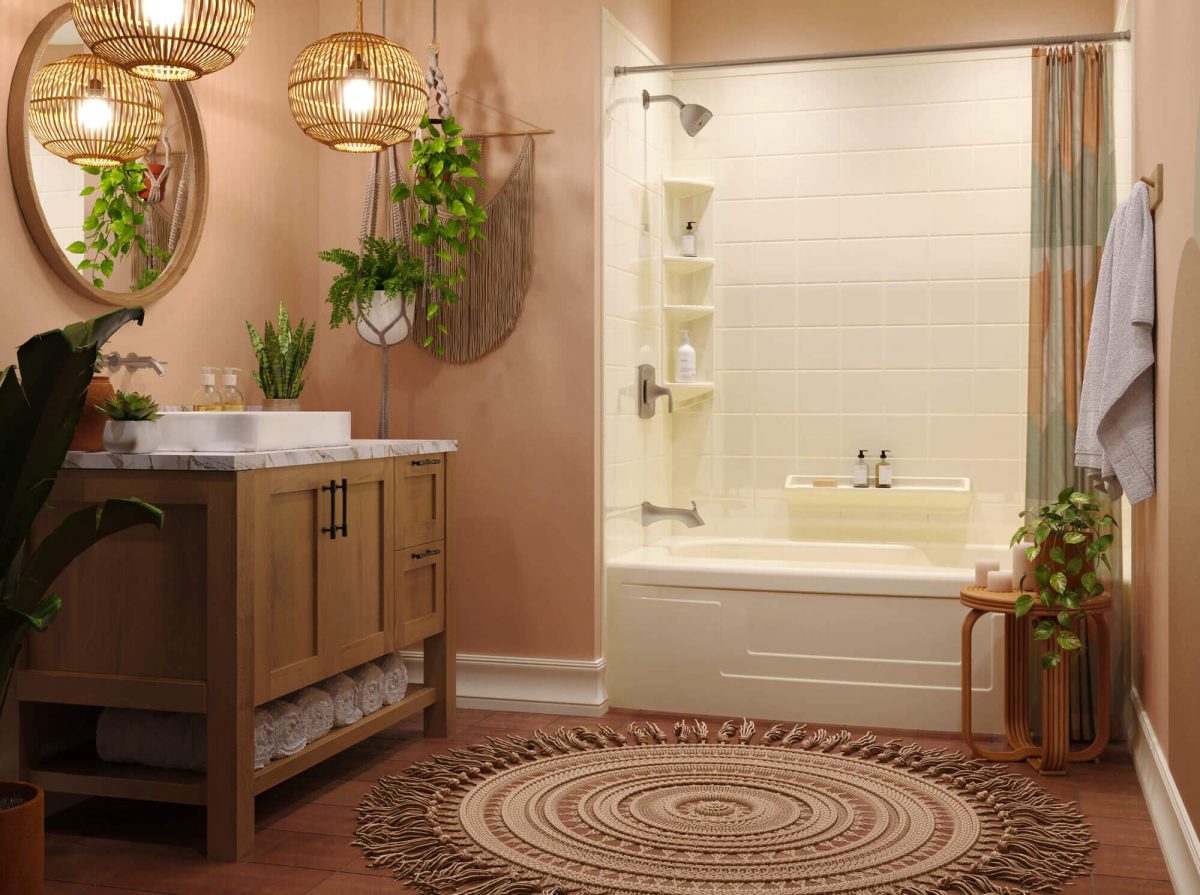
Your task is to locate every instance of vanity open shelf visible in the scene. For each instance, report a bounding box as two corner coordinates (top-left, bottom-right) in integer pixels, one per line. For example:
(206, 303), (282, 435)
(784, 475), (973, 511)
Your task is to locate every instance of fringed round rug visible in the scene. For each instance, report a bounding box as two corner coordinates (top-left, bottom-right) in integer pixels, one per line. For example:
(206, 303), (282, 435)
(356, 720), (1095, 895)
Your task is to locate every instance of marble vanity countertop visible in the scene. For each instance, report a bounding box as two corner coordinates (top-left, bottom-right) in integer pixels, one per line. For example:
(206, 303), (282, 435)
(63, 439), (458, 472)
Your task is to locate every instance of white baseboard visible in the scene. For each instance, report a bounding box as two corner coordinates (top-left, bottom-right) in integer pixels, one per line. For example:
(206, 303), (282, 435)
(1130, 687), (1200, 895)
(400, 652), (608, 716)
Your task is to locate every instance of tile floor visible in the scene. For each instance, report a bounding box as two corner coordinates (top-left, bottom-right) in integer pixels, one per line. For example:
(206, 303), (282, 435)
(42, 707), (1171, 894)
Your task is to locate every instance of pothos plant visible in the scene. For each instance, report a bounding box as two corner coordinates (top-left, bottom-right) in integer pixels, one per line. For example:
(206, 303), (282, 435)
(66, 161), (168, 291)
(391, 115), (487, 352)
(1010, 488), (1116, 669)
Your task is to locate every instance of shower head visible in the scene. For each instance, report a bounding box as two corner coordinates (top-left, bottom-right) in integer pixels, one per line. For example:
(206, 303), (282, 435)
(642, 90), (713, 137)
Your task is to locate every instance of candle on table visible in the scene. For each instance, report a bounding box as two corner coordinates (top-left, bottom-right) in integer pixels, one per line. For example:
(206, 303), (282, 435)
(1012, 542), (1034, 592)
(987, 570), (1014, 593)
(974, 559), (1000, 587)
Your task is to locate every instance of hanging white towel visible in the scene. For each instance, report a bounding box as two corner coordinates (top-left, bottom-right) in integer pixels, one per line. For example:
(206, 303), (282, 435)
(1075, 181), (1157, 503)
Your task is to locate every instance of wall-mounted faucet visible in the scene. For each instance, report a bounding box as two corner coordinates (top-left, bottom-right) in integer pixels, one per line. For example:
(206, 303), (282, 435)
(102, 352), (168, 376)
(642, 500), (705, 528)
(637, 364), (673, 419)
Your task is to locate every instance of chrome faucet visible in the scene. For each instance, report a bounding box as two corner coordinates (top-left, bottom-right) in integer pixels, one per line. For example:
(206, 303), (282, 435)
(637, 364), (673, 419)
(103, 352), (168, 376)
(642, 500), (705, 528)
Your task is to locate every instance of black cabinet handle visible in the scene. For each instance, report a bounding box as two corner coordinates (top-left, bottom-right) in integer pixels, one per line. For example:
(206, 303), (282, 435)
(411, 458), (442, 467)
(339, 478), (349, 538)
(321, 480), (338, 540)
(411, 547), (442, 560)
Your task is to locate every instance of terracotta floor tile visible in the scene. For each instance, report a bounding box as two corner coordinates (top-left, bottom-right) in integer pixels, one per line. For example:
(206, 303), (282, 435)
(248, 831), (362, 871)
(1091, 844), (1171, 880)
(1078, 788), (1153, 820)
(107, 860), (333, 895)
(258, 801), (359, 837)
(1092, 875), (1176, 894)
(1088, 816), (1164, 849)
(306, 872), (421, 893)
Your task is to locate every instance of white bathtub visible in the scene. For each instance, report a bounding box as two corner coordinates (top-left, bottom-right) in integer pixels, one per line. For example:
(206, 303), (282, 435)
(606, 537), (1007, 734)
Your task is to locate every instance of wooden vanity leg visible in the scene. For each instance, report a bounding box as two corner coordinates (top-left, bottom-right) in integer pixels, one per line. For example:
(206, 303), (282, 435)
(206, 483), (255, 860)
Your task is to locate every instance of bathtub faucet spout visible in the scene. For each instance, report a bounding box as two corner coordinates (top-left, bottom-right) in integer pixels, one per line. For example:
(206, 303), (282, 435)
(641, 500), (705, 528)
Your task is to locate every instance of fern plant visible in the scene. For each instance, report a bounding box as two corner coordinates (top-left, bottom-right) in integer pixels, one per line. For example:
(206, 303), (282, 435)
(246, 302), (315, 400)
(98, 390), (161, 421)
(317, 237), (425, 329)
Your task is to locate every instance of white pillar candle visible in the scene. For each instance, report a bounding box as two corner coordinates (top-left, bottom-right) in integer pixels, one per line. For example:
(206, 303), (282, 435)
(987, 570), (1014, 593)
(1012, 542), (1034, 592)
(974, 559), (1000, 587)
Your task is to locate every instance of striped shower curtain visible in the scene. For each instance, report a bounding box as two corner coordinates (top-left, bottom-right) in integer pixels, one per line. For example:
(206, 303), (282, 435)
(1026, 44), (1117, 741)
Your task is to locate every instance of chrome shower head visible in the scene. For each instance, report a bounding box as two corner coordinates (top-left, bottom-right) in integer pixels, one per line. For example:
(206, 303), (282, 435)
(642, 90), (713, 137)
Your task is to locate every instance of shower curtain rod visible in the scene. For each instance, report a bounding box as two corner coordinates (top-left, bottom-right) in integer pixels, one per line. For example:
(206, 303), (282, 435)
(613, 30), (1131, 76)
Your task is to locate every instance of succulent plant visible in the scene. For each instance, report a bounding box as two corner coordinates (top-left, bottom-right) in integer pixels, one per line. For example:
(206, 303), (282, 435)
(99, 390), (161, 422)
(246, 302), (315, 400)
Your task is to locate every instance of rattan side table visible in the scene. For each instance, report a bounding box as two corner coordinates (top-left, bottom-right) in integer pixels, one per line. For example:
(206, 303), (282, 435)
(960, 585), (1111, 775)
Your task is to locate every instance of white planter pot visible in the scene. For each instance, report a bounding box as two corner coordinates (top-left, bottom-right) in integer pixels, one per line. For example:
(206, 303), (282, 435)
(356, 290), (416, 346)
(103, 420), (161, 454)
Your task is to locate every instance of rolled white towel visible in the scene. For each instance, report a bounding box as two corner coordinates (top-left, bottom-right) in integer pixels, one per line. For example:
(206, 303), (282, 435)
(320, 673), (363, 727)
(96, 709), (207, 773)
(292, 687), (334, 742)
(378, 653), (409, 706)
(268, 699), (307, 759)
(254, 706), (276, 769)
(350, 663), (384, 716)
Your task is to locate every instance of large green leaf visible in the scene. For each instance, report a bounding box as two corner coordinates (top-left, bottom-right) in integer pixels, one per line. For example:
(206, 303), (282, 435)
(0, 308), (144, 581)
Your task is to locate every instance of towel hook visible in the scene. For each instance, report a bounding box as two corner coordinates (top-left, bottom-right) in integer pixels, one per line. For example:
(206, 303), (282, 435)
(1140, 163), (1163, 211)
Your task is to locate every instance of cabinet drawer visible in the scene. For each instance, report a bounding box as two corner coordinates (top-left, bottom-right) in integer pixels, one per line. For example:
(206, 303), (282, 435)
(395, 540), (445, 647)
(397, 453), (446, 548)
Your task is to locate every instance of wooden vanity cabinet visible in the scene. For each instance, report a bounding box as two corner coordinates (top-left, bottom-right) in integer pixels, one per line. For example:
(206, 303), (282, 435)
(0, 450), (455, 862)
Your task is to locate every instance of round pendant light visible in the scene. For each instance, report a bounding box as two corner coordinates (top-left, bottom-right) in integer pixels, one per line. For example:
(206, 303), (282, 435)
(288, 0), (426, 153)
(70, 0), (256, 82)
(28, 54), (164, 168)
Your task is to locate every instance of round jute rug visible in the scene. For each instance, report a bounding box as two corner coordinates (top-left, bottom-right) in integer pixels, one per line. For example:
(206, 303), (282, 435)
(356, 720), (1095, 895)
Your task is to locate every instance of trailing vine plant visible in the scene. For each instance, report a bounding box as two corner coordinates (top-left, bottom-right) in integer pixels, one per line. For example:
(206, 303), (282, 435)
(391, 115), (486, 352)
(1010, 488), (1116, 669)
(67, 161), (159, 290)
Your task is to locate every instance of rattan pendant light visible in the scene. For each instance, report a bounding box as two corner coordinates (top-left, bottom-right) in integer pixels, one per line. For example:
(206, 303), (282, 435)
(70, 0), (256, 82)
(288, 0), (426, 153)
(28, 54), (164, 167)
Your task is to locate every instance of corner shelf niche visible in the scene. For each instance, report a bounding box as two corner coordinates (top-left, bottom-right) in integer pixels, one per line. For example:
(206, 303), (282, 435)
(661, 176), (716, 404)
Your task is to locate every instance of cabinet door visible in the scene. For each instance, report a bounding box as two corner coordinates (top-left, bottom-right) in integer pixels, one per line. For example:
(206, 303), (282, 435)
(395, 541), (446, 647)
(397, 454), (446, 547)
(328, 459), (394, 669)
(252, 465), (340, 703)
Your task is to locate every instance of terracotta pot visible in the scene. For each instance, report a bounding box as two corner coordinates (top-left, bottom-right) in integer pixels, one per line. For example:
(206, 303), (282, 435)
(1033, 534), (1093, 591)
(69, 375), (114, 452)
(0, 782), (43, 895)
(262, 398), (301, 412)
(138, 163), (168, 200)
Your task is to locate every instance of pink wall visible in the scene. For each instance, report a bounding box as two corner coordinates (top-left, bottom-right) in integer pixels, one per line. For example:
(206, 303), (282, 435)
(671, 0), (1115, 62)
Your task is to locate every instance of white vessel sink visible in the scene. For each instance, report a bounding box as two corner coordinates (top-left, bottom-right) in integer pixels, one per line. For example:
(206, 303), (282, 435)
(156, 411), (352, 453)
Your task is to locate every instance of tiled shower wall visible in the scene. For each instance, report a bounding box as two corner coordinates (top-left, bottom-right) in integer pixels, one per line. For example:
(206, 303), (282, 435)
(662, 48), (1131, 546)
(602, 12), (673, 559)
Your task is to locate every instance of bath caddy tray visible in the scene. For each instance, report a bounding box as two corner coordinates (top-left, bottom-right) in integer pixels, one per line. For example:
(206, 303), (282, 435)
(784, 475), (973, 511)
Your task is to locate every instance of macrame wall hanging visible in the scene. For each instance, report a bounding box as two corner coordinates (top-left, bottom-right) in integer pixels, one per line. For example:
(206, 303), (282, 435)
(132, 133), (191, 287)
(357, 0), (550, 436)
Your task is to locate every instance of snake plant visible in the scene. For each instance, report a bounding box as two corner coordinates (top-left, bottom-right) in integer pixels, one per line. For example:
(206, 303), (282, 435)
(246, 302), (316, 400)
(1, 308), (164, 714)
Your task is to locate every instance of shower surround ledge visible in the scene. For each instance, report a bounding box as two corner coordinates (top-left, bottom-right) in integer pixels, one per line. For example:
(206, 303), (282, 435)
(63, 439), (458, 471)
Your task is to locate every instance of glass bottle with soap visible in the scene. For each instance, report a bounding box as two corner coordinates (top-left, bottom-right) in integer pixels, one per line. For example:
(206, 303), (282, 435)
(853, 450), (870, 488)
(875, 450), (893, 488)
(220, 367), (246, 411)
(192, 367), (222, 412)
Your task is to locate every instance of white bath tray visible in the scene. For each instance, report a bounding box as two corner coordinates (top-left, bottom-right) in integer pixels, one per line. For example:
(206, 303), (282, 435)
(784, 475), (973, 511)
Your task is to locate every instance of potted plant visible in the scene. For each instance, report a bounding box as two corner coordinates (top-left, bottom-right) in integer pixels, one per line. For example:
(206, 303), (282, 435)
(1010, 488), (1116, 669)
(318, 237), (425, 345)
(246, 302), (316, 411)
(391, 115), (486, 353)
(1, 308), (163, 894)
(99, 390), (163, 454)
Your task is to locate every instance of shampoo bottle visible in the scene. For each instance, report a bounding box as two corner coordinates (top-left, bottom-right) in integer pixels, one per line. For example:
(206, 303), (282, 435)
(220, 367), (246, 411)
(875, 450), (893, 488)
(853, 450), (870, 488)
(681, 221), (697, 257)
(192, 367), (222, 412)
(675, 330), (697, 384)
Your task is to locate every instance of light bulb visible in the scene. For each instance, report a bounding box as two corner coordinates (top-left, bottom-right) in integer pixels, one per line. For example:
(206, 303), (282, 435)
(343, 73), (375, 114)
(77, 93), (113, 132)
(143, 0), (186, 28)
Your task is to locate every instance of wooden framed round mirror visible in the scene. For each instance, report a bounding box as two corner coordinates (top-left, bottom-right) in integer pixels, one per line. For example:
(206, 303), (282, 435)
(6, 5), (208, 307)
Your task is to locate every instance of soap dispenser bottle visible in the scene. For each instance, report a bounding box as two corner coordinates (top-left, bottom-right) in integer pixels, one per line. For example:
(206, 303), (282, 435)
(675, 330), (697, 384)
(853, 450), (870, 488)
(192, 367), (222, 412)
(681, 221), (697, 257)
(875, 450), (893, 488)
(220, 367), (246, 411)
